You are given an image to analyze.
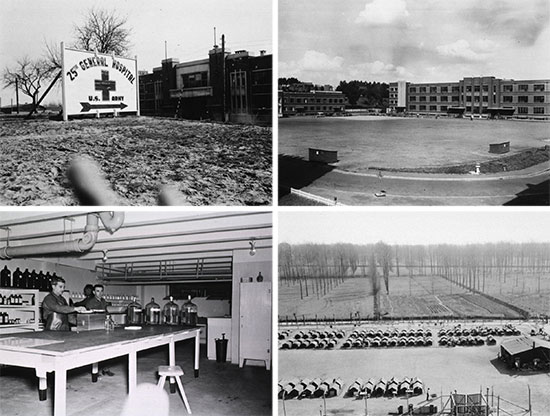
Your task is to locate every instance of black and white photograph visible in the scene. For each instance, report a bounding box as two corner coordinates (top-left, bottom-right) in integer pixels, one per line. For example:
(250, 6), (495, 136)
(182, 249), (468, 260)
(0, 210), (272, 416)
(278, 0), (550, 206)
(278, 210), (550, 415)
(0, 0), (272, 206)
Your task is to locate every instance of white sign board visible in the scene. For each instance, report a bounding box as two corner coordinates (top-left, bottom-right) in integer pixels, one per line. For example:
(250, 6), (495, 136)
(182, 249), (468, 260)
(62, 45), (138, 119)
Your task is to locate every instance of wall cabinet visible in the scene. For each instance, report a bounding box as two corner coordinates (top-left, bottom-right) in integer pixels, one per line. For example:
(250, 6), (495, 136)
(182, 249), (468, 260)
(0, 289), (40, 334)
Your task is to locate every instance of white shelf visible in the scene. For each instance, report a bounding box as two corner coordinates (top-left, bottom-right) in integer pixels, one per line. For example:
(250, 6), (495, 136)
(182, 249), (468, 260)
(0, 289), (40, 333)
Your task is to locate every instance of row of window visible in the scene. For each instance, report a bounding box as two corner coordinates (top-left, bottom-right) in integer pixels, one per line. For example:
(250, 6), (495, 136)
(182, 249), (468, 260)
(284, 106), (345, 112)
(408, 104), (546, 114)
(503, 96), (545, 103)
(408, 84), (546, 94)
(407, 95), (545, 103)
(287, 97), (345, 104)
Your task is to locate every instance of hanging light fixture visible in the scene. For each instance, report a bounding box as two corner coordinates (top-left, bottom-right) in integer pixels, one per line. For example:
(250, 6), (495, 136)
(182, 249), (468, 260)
(249, 240), (256, 256)
(102, 250), (109, 263)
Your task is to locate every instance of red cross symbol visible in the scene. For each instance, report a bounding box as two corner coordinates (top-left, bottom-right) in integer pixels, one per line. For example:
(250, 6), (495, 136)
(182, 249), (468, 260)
(95, 70), (116, 101)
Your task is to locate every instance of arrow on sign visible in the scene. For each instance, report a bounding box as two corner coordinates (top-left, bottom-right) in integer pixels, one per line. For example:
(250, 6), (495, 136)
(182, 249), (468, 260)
(80, 102), (128, 112)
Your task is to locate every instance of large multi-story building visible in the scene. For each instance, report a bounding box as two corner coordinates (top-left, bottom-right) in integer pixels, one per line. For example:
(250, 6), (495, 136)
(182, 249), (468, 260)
(139, 45), (272, 125)
(278, 83), (348, 116)
(389, 77), (549, 118)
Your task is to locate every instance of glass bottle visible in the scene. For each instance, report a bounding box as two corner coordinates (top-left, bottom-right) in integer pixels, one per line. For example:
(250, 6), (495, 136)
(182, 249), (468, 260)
(0, 265), (11, 288)
(37, 271), (45, 290)
(105, 314), (115, 331)
(145, 297), (161, 325)
(21, 269), (30, 289)
(181, 295), (198, 326)
(12, 267), (22, 289)
(163, 296), (179, 325)
(126, 296), (143, 325)
(29, 270), (38, 290)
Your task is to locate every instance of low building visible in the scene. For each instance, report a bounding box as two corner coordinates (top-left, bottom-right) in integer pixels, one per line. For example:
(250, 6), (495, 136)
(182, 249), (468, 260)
(500, 336), (550, 369)
(389, 77), (550, 118)
(278, 82), (348, 116)
(139, 45), (272, 125)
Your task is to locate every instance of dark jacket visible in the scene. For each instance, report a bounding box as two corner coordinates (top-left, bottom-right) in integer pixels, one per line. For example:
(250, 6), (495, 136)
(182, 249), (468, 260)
(42, 293), (75, 331)
(85, 297), (111, 310)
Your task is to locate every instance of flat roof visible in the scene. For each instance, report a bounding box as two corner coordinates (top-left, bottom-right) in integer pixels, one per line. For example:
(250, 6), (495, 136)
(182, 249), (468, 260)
(500, 336), (550, 356)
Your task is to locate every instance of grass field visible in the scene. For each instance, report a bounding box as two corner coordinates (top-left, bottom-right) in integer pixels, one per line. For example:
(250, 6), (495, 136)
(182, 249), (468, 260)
(0, 116), (272, 205)
(279, 116), (549, 172)
(278, 322), (550, 416)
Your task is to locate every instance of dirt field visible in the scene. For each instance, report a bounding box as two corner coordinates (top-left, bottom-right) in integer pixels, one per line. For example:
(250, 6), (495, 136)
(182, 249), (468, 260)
(278, 322), (550, 416)
(0, 116), (272, 205)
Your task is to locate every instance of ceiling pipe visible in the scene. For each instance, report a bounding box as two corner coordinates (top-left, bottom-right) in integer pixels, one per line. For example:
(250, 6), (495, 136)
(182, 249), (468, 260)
(0, 212), (124, 260)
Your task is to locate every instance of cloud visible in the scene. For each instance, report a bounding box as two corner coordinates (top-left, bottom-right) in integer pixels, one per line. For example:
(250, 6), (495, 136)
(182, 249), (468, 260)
(348, 60), (412, 81)
(356, 0), (409, 25)
(279, 50), (345, 85)
(299, 50), (345, 72)
(436, 40), (483, 61)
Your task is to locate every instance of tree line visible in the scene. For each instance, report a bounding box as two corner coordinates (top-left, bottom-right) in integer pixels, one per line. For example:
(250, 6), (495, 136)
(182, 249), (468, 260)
(279, 241), (550, 300)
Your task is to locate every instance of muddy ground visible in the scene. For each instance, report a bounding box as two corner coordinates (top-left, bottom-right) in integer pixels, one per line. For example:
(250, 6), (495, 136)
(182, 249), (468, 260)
(0, 116), (272, 205)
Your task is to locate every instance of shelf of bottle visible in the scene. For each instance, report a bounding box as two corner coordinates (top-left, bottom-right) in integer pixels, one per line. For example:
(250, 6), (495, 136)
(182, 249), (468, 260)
(0, 305), (36, 310)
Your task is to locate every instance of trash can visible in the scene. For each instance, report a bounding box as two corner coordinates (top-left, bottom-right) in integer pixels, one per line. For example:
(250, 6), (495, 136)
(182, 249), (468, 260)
(215, 333), (228, 363)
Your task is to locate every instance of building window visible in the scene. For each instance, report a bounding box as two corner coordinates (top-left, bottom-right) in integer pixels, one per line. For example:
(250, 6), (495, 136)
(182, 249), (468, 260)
(474, 96), (480, 102)
(419, 105), (426, 110)
(534, 84), (545, 92)
(466, 85), (472, 92)
(482, 85), (488, 92)
(441, 86), (448, 93)
(466, 96), (472, 102)
(517, 107), (528, 114)
(534, 96), (545, 103)
(230, 70), (247, 114)
(410, 96), (417, 102)
(440, 106), (447, 111)
(503, 85), (513, 92)
(452, 96), (460, 102)
(518, 84), (529, 92)
(182, 71), (208, 88)
(482, 96), (488, 102)
(430, 96), (437, 102)
(420, 87), (426, 93)
(503, 96), (513, 103)
(534, 107), (545, 114)
(419, 96), (426, 102)
(452, 86), (459, 93)
(518, 96), (528, 103)
(441, 96), (448, 102)
(429, 105), (437, 111)
(466, 106), (472, 112)
(430, 86), (437, 93)
(409, 105), (416, 110)
(474, 85), (480, 92)
(410, 87), (416, 93)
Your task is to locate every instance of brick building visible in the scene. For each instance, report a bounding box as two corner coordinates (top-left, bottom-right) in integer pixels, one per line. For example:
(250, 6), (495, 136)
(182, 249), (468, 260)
(139, 45), (272, 125)
(389, 77), (549, 119)
(278, 82), (348, 117)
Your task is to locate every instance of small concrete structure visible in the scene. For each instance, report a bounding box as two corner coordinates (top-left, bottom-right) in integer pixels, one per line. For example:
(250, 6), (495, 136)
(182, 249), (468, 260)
(309, 148), (338, 163)
(489, 141), (510, 154)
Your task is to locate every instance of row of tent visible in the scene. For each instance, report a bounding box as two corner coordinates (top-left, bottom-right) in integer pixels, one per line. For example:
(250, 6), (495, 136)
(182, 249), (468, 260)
(280, 338), (337, 349)
(439, 335), (496, 346)
(278, 378), (343, 399)
(278, 377), (425, 400)
(342, 336), (433, 348)
(437, 325), (519, 337)
(349, 328), (432, 338)
(346, 377), (424, 398)
(291, 329), (346, 340)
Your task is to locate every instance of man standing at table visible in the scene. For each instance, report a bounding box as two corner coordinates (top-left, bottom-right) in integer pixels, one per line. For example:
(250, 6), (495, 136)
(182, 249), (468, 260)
(42, 276), (87, 331)
(74, 283), (94, 307)
(84, 284), (112, 310)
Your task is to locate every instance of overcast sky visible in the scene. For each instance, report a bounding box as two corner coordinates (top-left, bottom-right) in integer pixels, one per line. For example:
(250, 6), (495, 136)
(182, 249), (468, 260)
(0, 0), (272, 105)
(279, 211), (550, 246)
(279, 0), (550, 87)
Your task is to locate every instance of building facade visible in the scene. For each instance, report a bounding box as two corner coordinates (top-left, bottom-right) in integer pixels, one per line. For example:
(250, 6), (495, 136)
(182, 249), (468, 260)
(389, 77), (549, 118)
(139, 46), (272, 125)
(278, 83), (348, 117)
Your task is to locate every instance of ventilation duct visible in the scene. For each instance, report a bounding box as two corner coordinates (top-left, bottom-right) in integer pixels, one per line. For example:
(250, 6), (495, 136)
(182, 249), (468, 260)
(0, 212), (124, 260)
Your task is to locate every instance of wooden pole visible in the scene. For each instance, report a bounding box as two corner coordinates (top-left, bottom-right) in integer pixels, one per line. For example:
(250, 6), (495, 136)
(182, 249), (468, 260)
(15, 77), (19, 114)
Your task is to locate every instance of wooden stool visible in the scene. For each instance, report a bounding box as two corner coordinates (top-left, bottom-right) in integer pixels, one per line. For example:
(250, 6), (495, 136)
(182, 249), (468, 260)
(157, 365), (192, 414)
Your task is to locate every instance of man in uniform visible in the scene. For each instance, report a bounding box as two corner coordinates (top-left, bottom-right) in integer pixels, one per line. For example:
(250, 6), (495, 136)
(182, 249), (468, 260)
(42, 276), (87, 331)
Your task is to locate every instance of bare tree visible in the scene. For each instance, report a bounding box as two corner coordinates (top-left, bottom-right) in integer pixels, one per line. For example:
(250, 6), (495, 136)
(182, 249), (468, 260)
(3, 57), (55, 106)
(74, 8), (132, 55)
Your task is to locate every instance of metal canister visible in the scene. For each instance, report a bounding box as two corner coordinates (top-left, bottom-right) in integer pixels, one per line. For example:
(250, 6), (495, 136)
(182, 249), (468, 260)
(180, 295), (197, 326)
(126, 297), (143, 325)
(163, 296), (179, 325)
